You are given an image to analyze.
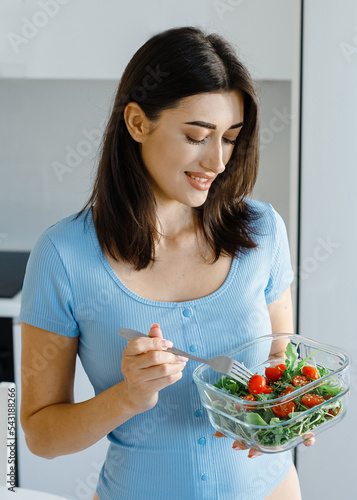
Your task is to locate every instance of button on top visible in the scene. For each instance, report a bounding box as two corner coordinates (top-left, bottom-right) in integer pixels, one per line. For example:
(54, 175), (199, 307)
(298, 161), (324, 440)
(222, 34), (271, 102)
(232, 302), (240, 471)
(190, 344), (198, 352)
(198, 437), (206, 446)
(201, 474), (208, 481)
(195, 409), (203, 417)
(183, 309), (191, 317)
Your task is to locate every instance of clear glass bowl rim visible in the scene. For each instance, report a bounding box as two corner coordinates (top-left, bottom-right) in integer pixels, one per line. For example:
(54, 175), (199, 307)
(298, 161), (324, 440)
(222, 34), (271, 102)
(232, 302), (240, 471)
(192, 333), (350, 407)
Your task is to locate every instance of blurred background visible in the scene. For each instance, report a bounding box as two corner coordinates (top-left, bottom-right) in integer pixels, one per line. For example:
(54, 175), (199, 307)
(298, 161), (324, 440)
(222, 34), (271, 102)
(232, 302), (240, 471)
(0, 0), (356, 499)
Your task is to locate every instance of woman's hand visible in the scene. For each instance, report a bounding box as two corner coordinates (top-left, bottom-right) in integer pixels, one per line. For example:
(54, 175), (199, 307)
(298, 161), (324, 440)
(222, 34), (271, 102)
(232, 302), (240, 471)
(213, 431), (315, 457)
(121, 323), (187, 414)
(213, 431), (263, 458)
(301, 433), (315, 447)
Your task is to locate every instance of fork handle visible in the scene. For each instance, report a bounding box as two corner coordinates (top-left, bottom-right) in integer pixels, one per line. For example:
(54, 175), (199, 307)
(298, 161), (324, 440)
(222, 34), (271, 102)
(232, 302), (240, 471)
(117, 328), (205, 363)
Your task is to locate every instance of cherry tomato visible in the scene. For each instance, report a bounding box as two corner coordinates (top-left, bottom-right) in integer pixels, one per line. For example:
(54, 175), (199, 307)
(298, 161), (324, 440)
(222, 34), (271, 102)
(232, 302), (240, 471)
(235, 394), (256, 411)
(323, 395), (333, 400)
(279, 386), (293, 398)
(302, 365), (319, 380)
(293, 375), (310, 387)
(301, 394), (325, 408)
(265, 364), (286, 382)
(272, 401), (296, 418)
(328, 407), (340, 416)
(263, 385), (274, 394)
(248, 375), (266, 394)
(323, 395), (340, 415)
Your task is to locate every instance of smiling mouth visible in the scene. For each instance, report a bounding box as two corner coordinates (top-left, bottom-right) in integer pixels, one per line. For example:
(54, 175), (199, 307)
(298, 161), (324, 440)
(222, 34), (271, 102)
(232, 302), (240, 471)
(185, 172), (211, 183)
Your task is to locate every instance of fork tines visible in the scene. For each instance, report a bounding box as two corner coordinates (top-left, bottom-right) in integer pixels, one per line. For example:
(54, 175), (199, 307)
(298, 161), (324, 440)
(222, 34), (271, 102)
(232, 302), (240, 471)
(230, 362), (253, 386)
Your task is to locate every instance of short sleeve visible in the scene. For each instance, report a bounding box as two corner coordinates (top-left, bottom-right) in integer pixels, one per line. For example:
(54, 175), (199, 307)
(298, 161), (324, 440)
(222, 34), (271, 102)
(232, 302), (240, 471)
(264, 206), (294, 304)
(20, 232), (79, 337)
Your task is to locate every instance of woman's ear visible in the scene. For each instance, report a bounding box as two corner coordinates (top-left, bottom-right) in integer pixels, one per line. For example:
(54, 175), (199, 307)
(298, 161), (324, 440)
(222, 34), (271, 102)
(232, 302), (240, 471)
(123, 102), (151, 143)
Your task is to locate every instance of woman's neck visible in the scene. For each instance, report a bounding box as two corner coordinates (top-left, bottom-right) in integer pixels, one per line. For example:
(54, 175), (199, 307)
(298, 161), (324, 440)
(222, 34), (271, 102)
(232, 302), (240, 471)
(154, 201), (197, 242)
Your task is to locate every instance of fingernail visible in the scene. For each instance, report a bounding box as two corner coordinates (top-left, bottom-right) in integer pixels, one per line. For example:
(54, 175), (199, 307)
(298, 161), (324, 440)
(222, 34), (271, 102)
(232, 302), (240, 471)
(213, 431), (226, 438)
(176, 356), (189, 362)
(151, 323), (160, 329)
(233, 444), (248, 451)
(248, 454), (258, 458)
(161, 340), (173, 348)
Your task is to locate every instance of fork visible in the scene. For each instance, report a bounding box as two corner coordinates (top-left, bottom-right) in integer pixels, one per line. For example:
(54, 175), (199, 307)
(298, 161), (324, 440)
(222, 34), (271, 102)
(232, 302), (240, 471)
(117, 328), (253, 386)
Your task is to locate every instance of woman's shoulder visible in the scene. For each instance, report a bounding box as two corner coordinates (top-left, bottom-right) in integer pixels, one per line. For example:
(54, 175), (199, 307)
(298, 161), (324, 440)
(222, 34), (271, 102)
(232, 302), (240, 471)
(44, 208), (92, 243)
(245, 198), (285, 234)
(32, 208), (94, 264)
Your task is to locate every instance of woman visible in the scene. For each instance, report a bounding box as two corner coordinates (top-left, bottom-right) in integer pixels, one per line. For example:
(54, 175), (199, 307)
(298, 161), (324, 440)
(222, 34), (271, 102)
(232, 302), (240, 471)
(20, 26), (314, 500)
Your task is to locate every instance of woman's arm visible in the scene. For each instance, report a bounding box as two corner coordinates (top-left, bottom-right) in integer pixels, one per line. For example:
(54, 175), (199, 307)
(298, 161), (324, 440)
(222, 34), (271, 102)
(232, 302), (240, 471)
(267, 285), (294, 360)
(267, 285), (294, 334)
(20, 322), (138, 459)
(20, 323), (186, 460)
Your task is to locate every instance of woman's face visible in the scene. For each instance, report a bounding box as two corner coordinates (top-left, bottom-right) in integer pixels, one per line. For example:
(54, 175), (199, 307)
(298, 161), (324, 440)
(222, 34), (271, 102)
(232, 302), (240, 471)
(137, 90), (244, 207)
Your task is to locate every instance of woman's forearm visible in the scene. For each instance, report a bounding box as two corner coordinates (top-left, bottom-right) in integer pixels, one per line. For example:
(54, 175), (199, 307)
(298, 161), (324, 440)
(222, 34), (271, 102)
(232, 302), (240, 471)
(23, 381), (136, 459)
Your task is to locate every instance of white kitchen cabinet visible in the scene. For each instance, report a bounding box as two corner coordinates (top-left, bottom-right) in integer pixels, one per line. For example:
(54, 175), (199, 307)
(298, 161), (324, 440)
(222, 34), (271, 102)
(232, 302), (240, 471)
(0, 0), (294, 81)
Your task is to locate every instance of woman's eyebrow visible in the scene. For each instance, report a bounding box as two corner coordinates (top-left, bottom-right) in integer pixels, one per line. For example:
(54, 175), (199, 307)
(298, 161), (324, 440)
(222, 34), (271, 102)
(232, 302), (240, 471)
(184, 120), (244, 130)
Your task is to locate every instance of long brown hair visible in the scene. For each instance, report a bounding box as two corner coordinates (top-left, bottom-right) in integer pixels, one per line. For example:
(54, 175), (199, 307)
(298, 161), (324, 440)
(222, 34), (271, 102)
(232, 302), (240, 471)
(78, 26), (261, 270)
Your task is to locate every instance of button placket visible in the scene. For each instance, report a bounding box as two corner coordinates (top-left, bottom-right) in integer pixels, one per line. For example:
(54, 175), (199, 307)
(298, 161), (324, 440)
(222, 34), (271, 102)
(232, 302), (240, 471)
(181, 306), (210, 489)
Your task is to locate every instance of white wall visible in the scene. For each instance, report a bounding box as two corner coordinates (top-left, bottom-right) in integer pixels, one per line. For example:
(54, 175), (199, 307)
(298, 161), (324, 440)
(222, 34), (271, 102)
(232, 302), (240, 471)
(0, 0), (294, 80)
(0, 79), (116, 250)
(297, 1), (357, 498)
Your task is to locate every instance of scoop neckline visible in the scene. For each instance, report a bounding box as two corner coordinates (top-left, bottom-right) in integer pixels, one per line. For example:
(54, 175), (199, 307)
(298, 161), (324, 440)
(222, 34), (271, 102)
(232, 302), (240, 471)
(87, 207), (238, 308)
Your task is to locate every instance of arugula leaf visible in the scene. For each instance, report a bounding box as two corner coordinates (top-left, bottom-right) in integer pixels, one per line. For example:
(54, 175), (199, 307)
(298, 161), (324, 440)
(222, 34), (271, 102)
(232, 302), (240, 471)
(296, 350), (322, 372)
(246, 413), (268, 426)
(317, 366), (330, 378)
(285, 342), (299, 371)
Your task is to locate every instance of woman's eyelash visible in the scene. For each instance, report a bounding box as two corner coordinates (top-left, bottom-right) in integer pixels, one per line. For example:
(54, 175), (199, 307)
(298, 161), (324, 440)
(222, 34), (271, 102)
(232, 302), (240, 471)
(185, 135), (236, 146)
(185, 136), (205, 145)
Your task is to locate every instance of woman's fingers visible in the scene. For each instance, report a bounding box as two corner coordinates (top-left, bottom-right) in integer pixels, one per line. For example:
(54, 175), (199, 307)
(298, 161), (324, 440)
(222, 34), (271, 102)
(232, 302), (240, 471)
(124, 324), (187, 369)
(148, 323), (163, 338)
(247, 449), (263, 458)
(213, 432), (262, 458)
(232, 441), (262, 457)
(132, 349), (187, 369)
(232, 441), (249, 451)
(213, 431), (227, 438)
(123, 323), (187, 385)
(125, 336), (173, 356)
(302, 432), (315, 447)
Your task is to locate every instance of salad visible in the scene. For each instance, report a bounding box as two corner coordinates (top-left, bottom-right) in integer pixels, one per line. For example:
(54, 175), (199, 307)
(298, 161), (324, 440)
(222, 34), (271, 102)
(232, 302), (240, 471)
(211, 342), (345, 448)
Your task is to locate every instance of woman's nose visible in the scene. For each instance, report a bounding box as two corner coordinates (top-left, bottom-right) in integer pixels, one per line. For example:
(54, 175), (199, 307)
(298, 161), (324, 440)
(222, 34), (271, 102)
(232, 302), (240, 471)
(200, 141), (226, 175)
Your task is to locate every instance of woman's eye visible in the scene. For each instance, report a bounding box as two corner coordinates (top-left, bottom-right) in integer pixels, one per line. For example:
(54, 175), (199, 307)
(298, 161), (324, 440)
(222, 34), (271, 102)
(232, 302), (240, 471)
(185, 135), (237, 146)
(185, 136), (206, 145)
(223, 137), (237, 146)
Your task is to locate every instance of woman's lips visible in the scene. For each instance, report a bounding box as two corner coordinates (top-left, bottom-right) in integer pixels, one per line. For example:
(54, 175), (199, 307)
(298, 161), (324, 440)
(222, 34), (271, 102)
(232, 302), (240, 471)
(185, 171), (216, 181)
(184, 171), (215, 191)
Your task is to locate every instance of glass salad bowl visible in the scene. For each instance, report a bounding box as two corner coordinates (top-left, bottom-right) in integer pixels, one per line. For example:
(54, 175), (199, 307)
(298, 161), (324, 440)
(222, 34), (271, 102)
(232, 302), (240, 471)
(193, 334), (350, 453)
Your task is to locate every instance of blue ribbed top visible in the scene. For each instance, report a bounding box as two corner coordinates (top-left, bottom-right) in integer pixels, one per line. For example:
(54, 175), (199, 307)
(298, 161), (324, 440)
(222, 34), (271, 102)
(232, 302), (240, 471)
(20, 199), (294, 500)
